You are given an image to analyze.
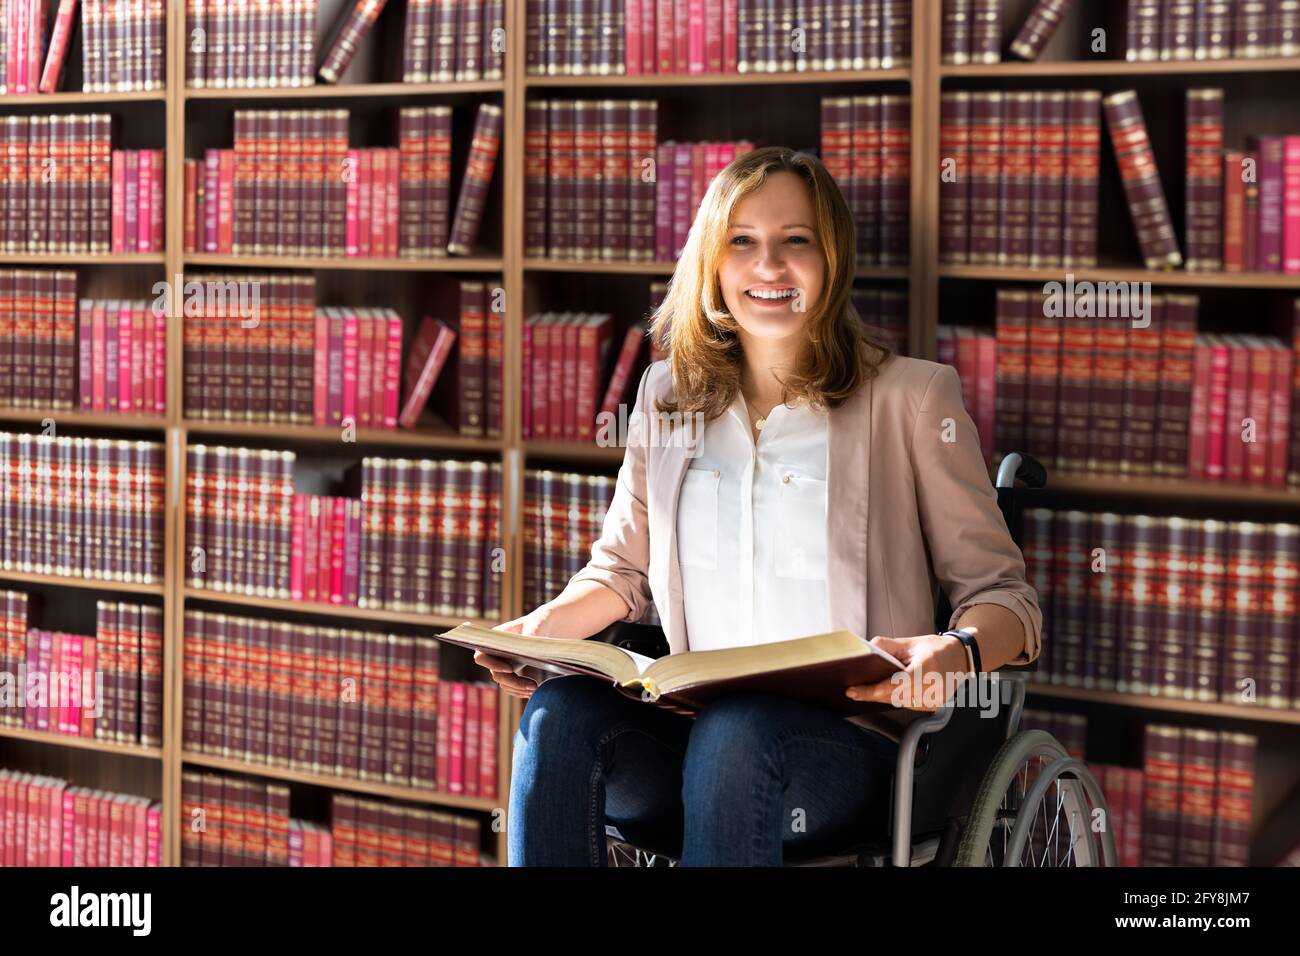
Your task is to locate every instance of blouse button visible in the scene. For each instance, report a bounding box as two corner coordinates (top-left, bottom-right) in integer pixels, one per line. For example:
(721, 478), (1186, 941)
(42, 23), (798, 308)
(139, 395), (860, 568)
(712, 469), (720, 478)
(782, 474), (791, 483)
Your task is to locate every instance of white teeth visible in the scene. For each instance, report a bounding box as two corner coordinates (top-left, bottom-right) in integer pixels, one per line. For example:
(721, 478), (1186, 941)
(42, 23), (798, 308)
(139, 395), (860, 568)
(747, 289), (794, 300)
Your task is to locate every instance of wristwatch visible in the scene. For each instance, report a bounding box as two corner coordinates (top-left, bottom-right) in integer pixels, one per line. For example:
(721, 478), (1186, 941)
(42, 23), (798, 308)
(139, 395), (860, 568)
(940, 628), (981, 676)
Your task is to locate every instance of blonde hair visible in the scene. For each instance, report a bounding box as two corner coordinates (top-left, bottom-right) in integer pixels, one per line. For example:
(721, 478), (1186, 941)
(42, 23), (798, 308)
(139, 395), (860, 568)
(648, 145), (891, 423)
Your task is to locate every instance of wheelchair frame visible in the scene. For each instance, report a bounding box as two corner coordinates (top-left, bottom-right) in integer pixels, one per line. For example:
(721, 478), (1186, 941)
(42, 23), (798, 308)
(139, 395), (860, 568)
(600, 452), (1115, 867)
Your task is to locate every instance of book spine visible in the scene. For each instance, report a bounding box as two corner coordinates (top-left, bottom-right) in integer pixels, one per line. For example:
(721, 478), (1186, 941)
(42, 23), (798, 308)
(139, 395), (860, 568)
(1102, 90), (1182, 269)
(1009, 0), (1073, 60)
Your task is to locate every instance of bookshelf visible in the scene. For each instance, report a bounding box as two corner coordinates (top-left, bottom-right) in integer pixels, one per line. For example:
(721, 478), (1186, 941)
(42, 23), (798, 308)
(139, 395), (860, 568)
(0, 0), (1298, 868)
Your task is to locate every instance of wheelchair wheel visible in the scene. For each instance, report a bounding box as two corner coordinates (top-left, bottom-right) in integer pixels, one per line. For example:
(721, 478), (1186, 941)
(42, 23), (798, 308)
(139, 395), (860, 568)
(954, 730), (1117, 867)
(606, 838), (676, 867)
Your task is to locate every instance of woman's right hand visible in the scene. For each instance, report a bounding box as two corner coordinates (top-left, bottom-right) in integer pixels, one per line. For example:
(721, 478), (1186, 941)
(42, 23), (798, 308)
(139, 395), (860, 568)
(473, 605), (558, 700)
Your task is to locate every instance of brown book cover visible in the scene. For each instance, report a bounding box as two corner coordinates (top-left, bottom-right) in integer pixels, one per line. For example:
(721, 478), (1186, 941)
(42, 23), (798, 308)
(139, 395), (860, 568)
(967, 91), (1002, 266)
(1103, 90), (1183, 269)
(319, 0), (390, 83)
(1185, 89), (1224, 271)
(1010, 0), (1073, 60)
(446, 102), (502, 255)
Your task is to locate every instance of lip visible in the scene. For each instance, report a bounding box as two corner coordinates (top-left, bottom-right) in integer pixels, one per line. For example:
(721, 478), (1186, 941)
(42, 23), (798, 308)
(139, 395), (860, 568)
(745, 285), (796, 293)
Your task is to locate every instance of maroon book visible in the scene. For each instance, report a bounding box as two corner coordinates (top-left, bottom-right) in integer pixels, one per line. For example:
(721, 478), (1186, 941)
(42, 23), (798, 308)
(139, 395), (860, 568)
(1103, 90), (1182, 269)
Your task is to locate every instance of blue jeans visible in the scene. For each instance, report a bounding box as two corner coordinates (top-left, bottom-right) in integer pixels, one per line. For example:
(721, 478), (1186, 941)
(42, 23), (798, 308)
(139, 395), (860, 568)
(507, 674), (900, 866)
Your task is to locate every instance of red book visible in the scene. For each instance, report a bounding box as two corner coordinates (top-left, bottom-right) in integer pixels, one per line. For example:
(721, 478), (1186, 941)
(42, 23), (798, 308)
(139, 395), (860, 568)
(39, 0), (79, 93)
(1223, 150), (1246, 271)
(303, 496), (319, 604)
(383, 312), (401, 427)
(313, 309), (328, 426)
(346, 148), (361, 257)
(217, 148), (235, 253)
(398, 315), (456, 429)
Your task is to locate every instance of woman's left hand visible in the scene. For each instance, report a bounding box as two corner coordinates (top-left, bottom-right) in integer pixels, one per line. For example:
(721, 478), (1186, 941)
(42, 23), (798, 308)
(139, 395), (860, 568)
(844, 631), (976, 712)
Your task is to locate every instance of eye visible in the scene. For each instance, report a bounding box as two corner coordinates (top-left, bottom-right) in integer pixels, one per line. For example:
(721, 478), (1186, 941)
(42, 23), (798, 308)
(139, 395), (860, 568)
(787, 235), (810, 244)
(730, 235), (752, 245)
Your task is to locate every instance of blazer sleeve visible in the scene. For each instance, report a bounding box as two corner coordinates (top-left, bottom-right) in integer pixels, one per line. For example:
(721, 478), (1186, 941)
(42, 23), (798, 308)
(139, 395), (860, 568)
(566, 363), (656, 623)
(910, 363), (1043, 665)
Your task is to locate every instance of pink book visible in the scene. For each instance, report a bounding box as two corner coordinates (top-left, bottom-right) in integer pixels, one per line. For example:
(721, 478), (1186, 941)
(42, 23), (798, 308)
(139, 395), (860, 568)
(154, 303), (166, 412)
(313, 309), (329, 425)
(61, 790), (74, 867)
(124, 151), (140, 253)
(131, 798), (146, 866)
(385, 147), (399, 257)
(1205, 337), (1230, 480)
(138, 151), (153, 252)
(371, 150), (387, 257)
(290, 494), (305, 599)
(479, 683), (497, 799)
(1224, 338), (1249, 483)
(355, 312), (373, 428)
(723, 0), (738, 71)
(319, 828), (334, 867)
(118, 301), (133, 411)
(111, 151), (126, 252)
(147, 803), (160, 866)
(465, 684), (480, 797)
(704, 0), (721, 71)
(142, 301), (154, 412)
(346, 148), (361, 256)
(78, 299), (93, 409)
(27, 0), (44, 89)
(626, 0), (641, 73)
(92, 303), (105, 410)
(330, 496), (346, 604)
(384, 313), (402, 427)
(357, 149), (372, 257)
(79, 636), (96, 737)
(342, 309), (359, 425)
(63, 635), (83, 736)
(1285, 136), (1300, 273)
(47, 781), (62, 866)
(130, 303), (145, 411)
(369, 313), (387, 427)
(303, 496), (319, 604)
(316, 498), (332, 601)
(449, 681), (466, 794)
(15, 0), (28, 93)
(289, 821), (303, 866)
(151, 151), (164, 251)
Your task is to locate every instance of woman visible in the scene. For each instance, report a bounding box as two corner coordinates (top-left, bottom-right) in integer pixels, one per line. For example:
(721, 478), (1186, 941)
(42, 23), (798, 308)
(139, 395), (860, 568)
(474, 146), (1043, 866)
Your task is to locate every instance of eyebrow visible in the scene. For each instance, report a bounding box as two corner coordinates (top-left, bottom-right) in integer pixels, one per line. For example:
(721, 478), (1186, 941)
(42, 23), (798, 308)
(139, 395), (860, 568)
(729, 223), (814, 230)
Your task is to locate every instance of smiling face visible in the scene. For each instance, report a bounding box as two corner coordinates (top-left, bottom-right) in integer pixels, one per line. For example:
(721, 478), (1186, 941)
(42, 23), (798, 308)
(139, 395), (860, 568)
(717, 170), (826, 349)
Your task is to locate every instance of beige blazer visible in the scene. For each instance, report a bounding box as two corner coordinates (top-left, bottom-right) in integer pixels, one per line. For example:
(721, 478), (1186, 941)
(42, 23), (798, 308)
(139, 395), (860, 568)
(569, 353), (1043, 735)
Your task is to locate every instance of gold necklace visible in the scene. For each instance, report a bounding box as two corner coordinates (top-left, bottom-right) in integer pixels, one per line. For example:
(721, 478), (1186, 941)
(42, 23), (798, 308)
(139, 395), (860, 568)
(742, 392), (767, 431)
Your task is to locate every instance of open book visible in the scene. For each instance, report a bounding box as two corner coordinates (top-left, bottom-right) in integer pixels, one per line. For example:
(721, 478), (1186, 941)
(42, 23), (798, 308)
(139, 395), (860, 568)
(438, 623), (908, 717)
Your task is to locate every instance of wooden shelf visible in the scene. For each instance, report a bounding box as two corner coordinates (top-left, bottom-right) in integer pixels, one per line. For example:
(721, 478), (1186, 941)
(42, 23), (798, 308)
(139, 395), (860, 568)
(939, 264), (1300, 289)
(1031, 472), (1300, 508)
(0, 408), (167, 429)
(1027, 683), (1300, 725)
(180, 752), (500, 811)
(0, 90), (165, 104)
(0, 568), (165, 595)
(525, 68), (913, 87)
(180, 587), (499, 631)
(941, 56), (1300, 78)
(183, 253), (504, 272)
(523, 440), (628, 464)
(524, 257), (910, 280)
(0, 252), (165, 265)
(182, 418), (504, 453)
(0, 724), (164, 758)
(183, 80), (505, 100)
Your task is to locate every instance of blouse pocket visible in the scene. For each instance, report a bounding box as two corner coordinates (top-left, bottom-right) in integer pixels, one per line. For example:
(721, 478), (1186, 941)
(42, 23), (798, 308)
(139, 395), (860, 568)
(677, 466), (720, 570)
(773, 468), (828, 580)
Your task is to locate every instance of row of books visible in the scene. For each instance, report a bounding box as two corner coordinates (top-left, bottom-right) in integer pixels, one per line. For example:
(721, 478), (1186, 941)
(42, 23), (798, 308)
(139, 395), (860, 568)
(109, 149), (166, 254)
(0, 594), (163, 746)
(182, 608), (498, 796)
(820, 95), (913, 268)
(290, 494), (361, 606)
(523, 466), (618, 611)
(523, 99), (658, 262)
(987, 289), (1300, 486)
(1018, 708), (1256, 867)
(939, 89), (1102, 268)
(401, 0), (506, 83)
(177, 275), (501, 436)
(1127, 0), (1300, 61)
(523, 312), (618, 442)
(0, 433), (165, 584)
(525, 0), (912, 75)
(853, 284), (910, 355)
(186, 0), (320, 88)
(1024, 507), (1300, 709)
(0, 772), (162, 867)
(183, 103), (500, 258)
(1186, 89), (1300, 273)
(180, 774), (489, 866)
(0, 114), (117, 255)
(939, 0), (1016, 64)
(183, 446), (504, 618)
(0, 0), (166, 95)
(79, 299), (167, 414)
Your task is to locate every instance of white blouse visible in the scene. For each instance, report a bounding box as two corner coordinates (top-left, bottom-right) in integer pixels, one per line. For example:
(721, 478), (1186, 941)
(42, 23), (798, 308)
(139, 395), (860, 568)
(675, 390), (831, 652)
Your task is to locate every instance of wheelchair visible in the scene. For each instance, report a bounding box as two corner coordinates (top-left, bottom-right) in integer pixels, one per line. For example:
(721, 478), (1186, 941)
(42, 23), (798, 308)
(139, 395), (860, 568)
(596, 452), (1117, 867)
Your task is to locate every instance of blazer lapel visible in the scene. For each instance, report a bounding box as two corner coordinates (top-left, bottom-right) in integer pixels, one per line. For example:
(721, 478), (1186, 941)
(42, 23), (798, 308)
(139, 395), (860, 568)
(826, 374), (871, 641)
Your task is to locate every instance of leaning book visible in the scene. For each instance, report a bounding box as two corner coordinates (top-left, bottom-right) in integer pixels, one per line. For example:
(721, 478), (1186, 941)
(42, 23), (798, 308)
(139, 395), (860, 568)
(436, 623), (907, 717)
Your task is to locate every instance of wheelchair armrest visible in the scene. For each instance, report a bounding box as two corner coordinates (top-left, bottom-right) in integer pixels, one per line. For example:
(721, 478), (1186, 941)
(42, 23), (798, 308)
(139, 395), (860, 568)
(592, 620), (670, 661)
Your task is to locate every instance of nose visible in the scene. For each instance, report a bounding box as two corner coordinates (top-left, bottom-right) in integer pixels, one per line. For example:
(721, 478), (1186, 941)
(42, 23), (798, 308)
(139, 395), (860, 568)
(753, 238), (787, 274)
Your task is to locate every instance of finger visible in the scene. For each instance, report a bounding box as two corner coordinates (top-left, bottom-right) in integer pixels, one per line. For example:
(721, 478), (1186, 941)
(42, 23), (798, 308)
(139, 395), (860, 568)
(869, 635), (913, 661)
(492, 618), (525, 634)
(472, 651), (515, 672)
(845, 678), (898, 705)
(494, 673), (538, 694)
